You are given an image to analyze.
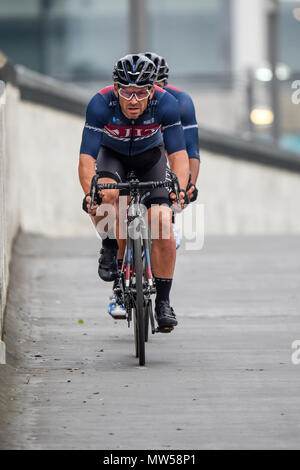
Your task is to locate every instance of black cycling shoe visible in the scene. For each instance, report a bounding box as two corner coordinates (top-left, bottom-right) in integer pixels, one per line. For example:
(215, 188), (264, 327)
(98, 247), (118, 282)
(155, 300), (178, 328)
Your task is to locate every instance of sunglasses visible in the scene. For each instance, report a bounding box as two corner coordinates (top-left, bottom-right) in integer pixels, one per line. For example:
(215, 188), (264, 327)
(118, 87), (151, 101)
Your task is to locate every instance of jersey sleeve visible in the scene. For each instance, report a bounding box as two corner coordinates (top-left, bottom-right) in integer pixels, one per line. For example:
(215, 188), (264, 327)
(79, 94), (108, 159)
(178, 92), (200, 161)
(159, 92), (187, 156)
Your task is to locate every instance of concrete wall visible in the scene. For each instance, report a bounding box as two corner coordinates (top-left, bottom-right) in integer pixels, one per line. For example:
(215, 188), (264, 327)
(6, 95), (300, 240)
(199, 150), (300, 234)
(17, 99), (300, 236)
(19, 101), (94, 237)
(17, 99), (300, 237)
(0, 84), (93, 361)
(0, 81), (5, 362)
(0, 82), (20, 362)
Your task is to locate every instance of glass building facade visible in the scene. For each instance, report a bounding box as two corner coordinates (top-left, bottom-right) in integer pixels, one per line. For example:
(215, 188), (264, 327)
(0, 0), (299, 84)
(0, 0), (232, 83)
(279, 1), (300, 72)
(148, 0), (231, 79)
(0, 0), (129, 80)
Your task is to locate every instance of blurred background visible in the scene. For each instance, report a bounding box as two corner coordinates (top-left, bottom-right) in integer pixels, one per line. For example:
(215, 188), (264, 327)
(0, 0), (300, 151)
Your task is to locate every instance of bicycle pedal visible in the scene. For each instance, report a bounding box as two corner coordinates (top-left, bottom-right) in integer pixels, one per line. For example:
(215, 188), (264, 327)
(108, 311), (127, 320)
(155, 326), (174, 334)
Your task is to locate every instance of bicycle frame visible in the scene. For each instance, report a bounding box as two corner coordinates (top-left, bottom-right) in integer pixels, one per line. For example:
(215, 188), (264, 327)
(122, 181), (155, 325)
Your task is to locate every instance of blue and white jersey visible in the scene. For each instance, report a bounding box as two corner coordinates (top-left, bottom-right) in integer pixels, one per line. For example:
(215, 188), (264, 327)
(164, 85), (200, 161)
(80, 85), (186, 159)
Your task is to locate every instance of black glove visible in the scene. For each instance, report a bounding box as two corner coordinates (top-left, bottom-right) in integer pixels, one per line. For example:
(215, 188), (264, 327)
(82, 192), (102, 214)
(82, 193), (91, 214)
(186, 182), (198, 202)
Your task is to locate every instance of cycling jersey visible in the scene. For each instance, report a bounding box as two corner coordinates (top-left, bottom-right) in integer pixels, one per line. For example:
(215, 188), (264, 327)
(80, 85), (186, 159)
(164, 85), (200, 161)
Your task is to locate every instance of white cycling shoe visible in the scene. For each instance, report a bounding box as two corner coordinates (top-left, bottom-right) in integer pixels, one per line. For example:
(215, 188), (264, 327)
(173, 224), (181, 250)
(108, 295), (127, 320)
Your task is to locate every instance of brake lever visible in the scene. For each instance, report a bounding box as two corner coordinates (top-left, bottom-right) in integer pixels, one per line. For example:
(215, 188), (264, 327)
(168, 170), (181, 207)
(187, 172), (191, 190)
(173, 180), (180, 207)
(89, 174), (99, 211)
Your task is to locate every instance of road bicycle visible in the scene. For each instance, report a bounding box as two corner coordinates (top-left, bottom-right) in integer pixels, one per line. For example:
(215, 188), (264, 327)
(89, 169), (180, 366)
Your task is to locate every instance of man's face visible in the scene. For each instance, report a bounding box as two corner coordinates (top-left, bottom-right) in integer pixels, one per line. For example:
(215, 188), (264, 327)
(114, 84), (154, 120)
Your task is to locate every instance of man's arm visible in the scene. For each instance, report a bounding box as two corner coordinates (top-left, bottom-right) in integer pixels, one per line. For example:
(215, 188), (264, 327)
(189, 158), (200, 185)
(78, 153), (100, 216)
(79, 92), (108, 195)
(178, 91), (200, 186)
(160, 93), (189, 192)
(78, 153), (96, 195)
(78, 93), (107, 212)
(167, 150), (189, 191)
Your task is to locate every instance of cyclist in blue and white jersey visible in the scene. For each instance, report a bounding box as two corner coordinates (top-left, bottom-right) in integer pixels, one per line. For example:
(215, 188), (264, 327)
(144, 52), (200, 250)
(144, 52), (200, 201)
(79, 54), (189, 328)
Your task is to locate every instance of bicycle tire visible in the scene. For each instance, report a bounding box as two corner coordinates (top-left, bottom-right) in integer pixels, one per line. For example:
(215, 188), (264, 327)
(133, 307), (139, 358)
(143, 225), (153, 343)
(133, 237), (146, 366)
(144, 301), (149, 343)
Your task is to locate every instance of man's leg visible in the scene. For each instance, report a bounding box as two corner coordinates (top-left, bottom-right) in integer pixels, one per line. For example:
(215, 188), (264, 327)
(94, 147), (126, 282)
(149, 204), (175, 278)
(148, 204), (178, 328)
(93, 177), (119, 281)
(94, 191), (128, 318)
(116, 195), (129, 262)
(134, 146), (178, 328)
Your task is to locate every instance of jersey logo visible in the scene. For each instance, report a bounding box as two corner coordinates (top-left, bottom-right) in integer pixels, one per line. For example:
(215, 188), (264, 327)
(143, 118), (155, 124)
(104, 124), (161, 140)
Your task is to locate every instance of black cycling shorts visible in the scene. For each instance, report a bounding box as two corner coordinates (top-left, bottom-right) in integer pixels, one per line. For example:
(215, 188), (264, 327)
(95, 145), (171, 209)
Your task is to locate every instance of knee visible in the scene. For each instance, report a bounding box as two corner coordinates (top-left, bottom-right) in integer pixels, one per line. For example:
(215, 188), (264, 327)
(148, 206), (173, 240)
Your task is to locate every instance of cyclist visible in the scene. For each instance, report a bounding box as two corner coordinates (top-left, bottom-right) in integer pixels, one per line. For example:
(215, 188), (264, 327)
(108, 52), (200, 315)
(78, 54), (189, 329)
(144, 52), (200, 201)
(144, 52), (200, 251)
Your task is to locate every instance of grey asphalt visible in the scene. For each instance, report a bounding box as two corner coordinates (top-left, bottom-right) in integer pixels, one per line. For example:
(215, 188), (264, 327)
(0, 232), (300, 450)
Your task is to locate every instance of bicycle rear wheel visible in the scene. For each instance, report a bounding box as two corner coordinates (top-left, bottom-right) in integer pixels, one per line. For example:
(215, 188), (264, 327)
(133, 307), (138, 358)
(144, 301), (149, 343)
(133, 237), (145, 366)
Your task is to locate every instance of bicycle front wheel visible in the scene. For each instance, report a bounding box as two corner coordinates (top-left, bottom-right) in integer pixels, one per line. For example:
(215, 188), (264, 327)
(133, 237), (145, 366)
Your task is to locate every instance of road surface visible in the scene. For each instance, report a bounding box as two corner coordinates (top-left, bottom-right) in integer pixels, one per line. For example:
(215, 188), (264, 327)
(0, 232), (300, 449)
